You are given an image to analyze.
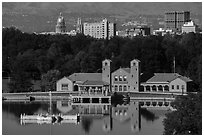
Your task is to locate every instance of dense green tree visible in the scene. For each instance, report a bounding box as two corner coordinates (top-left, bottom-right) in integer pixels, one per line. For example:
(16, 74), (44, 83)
(2, 27), (202, 93)
(163, 93), (202, 135)
(41, 69), (61, 92)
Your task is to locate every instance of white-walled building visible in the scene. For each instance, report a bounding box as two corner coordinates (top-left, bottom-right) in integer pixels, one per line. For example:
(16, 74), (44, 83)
(182, 21), (197, 33)
(56, 59), (140, 94)
(140, 73), (192, 94)
(56, 59), (112, 95)
(83, 18), (116, 39)
(111, 59), (140, 92)
(57, 60), (192, 94)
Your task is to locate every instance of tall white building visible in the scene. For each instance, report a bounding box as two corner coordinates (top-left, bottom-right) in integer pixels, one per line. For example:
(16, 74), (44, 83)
(83, 18), (116, 39)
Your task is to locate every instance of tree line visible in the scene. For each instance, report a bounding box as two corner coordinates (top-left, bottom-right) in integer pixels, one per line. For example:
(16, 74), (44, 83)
(2, 27), (202, 92)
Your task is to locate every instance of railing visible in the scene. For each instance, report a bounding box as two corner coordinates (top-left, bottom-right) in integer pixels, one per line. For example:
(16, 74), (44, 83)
(79, 90), (111, 96)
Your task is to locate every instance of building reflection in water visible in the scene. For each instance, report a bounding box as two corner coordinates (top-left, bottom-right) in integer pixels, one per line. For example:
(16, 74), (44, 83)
(103, 101), (141, 133)
(56, 101), (73, 114)
(21, 100), (141, 133)
(61, 101), (141, 133)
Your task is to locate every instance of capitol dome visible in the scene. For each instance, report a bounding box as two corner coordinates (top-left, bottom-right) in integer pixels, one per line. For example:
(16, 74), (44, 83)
(57, 13), (65, 25)
(56, 12), (66, 33)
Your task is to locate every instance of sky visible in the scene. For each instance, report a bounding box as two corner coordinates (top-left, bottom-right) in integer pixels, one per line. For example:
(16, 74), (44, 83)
(2, 2), (202, 33)
(2, 2), (202, 16)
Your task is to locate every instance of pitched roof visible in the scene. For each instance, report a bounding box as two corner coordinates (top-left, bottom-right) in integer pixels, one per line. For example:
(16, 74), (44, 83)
(56, 76), (72, 83)
(145, 73), (192, 83)
(121, 68), (130, 73)
(177, 76), (193, 82)
(131, 59), (140, 62)
(82, 80), (109, 86)
(68, 73), (102, 82)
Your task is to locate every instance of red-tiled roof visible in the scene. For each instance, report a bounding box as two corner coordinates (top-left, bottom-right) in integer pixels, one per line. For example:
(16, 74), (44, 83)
(68, 73), (102, 82)
(178, 76), (193, 82)
(145, 73), (192, 83)
(132, 59), (140, 62)
(82, 80), (109, 86)
(121, 68), (131, 73)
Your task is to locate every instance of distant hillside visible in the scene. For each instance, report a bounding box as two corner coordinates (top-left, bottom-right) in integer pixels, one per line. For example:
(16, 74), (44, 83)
(2, 2), (202, 16)
(2, 2), (202, 33)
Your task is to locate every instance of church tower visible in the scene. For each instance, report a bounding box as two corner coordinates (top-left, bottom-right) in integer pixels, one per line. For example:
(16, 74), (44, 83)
(102, 59), (111, 85)
(129, 59), (140, 92)
(56, 12), (66, 33)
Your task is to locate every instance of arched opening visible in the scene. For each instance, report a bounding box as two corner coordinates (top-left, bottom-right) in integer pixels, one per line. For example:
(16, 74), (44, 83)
(74, 85), (79, 91)
(114, 85), (118, 92)
(158, 102), (163, 106)
(164, 85), (169, 91)
(158, 85), (163, 92)
(146, 102), (151, 106)
(119, 85), (122, 91)
(152, 102), (157, 106)
(139, 102), (144, 106)
(164, 102), (169, 106)
(146, 86), (150, 91)
(152, 85), (156, 92)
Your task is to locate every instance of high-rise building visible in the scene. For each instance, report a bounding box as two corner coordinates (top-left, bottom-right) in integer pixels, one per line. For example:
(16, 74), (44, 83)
(76, 18), (83, 34)
(56, 12), (66, 33)
(165, 11), (190, 32)
(83, 18), (116, 39)
(108, 22), (116, 38)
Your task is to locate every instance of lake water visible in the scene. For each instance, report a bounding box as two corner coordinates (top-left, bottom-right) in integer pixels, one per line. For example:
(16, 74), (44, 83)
(2, 100), (168, 135)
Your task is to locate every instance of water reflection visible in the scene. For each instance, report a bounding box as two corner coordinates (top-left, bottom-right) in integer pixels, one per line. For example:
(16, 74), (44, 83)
(81, 117), (93, 134)
(58, 100), (141, 133)
(2, 100), (166, 135)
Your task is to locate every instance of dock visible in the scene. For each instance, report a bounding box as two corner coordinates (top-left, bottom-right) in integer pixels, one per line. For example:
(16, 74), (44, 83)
(20, 113), (80, 125)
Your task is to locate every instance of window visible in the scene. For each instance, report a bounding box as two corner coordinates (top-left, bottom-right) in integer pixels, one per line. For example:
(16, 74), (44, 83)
(115, 85), (118, 92)
(123, 76), (127, 81)
(119, 85), (122, 91)
(119, 76), (123, 81)
(177, 85), (179, 90)
(61, 84), (68, 90)
(114, 76), (118, 81)
(172, 85), (174, 89)
(124, 85), (127, 91)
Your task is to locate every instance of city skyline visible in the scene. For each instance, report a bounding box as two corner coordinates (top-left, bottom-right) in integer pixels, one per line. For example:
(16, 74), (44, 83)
(2, 2), (202, 33)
